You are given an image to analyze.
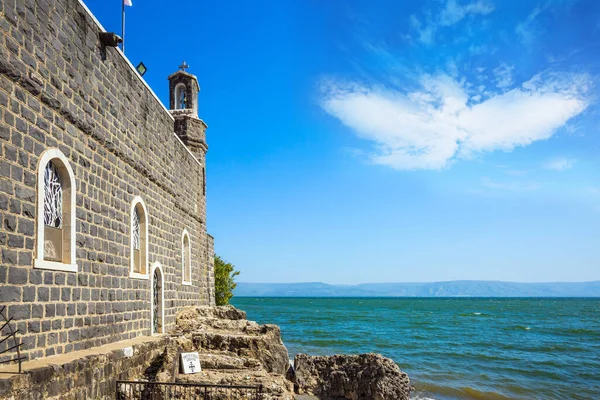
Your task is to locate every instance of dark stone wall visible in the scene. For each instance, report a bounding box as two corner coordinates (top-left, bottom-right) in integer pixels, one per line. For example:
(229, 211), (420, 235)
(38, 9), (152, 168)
(0, 0), (215, 361)
(207, 234), (215, 306)
(0, 336), (172, 400)
(173, 116), (207, 160)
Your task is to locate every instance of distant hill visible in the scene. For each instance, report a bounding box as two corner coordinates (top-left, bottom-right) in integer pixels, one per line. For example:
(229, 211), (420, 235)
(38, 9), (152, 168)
(234, 281), (600, 297)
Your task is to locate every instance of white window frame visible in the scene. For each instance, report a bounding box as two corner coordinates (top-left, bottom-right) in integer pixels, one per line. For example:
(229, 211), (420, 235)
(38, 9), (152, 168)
(150, 261), (165, 335)
(181, 229), (192, 285)
(129, 196), (149, 280)
(34, 148), (77, 273)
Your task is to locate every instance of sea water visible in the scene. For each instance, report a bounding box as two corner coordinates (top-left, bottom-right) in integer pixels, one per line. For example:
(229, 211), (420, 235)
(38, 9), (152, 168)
(231, 297), (600, 400)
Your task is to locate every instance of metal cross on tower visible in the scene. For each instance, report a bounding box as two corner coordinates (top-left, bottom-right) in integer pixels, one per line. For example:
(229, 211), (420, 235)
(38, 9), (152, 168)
(179, 61), (189, 71)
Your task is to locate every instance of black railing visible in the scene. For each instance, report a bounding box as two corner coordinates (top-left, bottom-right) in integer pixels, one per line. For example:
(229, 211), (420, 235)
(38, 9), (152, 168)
(116, 380), (263, 400)
(0, 306), (25, 373)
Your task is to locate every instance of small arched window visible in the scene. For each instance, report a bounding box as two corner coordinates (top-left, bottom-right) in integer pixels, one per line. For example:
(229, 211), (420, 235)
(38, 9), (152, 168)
(150, 261), (164, 335)
(182, 229), (192, 285)
(174, 83), (187, 109)
(130, 196), (149, 279)
(35, 148), (77, 272)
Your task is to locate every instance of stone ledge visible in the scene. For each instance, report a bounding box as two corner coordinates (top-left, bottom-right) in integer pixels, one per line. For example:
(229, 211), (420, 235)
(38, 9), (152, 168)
(0, 334), (169, 400)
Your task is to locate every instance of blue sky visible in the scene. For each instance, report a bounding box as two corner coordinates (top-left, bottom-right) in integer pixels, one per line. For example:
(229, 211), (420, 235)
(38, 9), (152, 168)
(85, 0), (600, 283)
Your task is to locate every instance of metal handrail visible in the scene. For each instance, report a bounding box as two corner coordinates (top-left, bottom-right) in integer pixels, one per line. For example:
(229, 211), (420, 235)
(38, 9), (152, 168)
(116, 380), (262, 389)
(115, 379), (263, 399)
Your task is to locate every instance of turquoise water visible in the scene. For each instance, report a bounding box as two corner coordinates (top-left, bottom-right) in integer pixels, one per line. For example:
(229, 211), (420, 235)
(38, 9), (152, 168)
(231, 297), (600, 400)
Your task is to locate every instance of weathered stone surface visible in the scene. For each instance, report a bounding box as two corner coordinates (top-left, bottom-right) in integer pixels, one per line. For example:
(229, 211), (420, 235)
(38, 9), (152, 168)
(176, 305), (246, 328)
(174, 306), (290, 375)
(0, 305), (413, 400)
(293, 353), (411, 400)
(180, 368), (295, 400)
(0, 336), (170, 400)
(0, 0), (216, 364)
(106, 306), (296, 399)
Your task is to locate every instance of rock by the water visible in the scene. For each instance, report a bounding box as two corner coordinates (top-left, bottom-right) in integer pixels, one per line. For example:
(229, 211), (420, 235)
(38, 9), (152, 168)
(293, 353), (411, 400)
(174, 306), (290, 375)
(121, 306), (412, 400)
(145, 306), (295, 399)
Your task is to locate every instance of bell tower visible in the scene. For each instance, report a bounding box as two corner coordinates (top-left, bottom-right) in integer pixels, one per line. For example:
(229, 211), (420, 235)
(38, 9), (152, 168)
(168, 62), (208, 160)
(169, 61), (199, 116)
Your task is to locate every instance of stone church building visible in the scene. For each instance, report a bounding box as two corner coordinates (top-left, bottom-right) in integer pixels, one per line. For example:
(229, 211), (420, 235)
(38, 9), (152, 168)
(0, 0), (215, 364)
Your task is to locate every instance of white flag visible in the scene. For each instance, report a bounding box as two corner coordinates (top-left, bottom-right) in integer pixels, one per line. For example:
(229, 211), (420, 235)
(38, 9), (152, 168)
(124, 0), (132, 6)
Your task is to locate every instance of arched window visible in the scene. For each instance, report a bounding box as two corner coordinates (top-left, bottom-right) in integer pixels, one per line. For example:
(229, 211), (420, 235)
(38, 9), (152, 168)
(182, 229), (191, 285)
(130, 196), (149, 279)
(150, 261), (164, 335)
(174, 83), (187, 109)
(35, 148), (77, 272)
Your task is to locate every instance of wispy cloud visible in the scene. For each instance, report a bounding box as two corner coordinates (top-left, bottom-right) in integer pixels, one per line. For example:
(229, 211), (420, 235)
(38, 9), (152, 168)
(439, 0), (495, 26)
(585, 187), (600, 212)
(411, 0), (495, 45)
(320, 72), (590, 170)
(543, 157), (576, 171)
(493, 64), (514, 88)
(515, 6), (544, 46)
(469, 44), (497, 55)
(496, 165), (529, 176)
(410, 15), (436, 46)
(481, 177), (540, 191)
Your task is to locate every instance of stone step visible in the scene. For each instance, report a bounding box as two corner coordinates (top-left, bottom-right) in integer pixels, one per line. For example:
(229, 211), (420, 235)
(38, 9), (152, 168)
(177, 368), (295, 400)
(174, 306), (290, 378)
(197, 352), (262, 371)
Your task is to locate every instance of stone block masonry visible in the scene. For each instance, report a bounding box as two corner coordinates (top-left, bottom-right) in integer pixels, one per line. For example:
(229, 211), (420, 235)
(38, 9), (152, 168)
(0, 0), (215, 362)
(0, 335), (171, 400)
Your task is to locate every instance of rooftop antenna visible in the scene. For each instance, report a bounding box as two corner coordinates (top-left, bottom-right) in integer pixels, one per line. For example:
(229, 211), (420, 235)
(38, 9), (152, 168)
(122, 0), (132, 54)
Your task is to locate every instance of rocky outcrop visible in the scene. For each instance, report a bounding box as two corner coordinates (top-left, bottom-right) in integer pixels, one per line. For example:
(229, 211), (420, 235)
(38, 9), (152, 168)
(146, 306), (295, 399)
(173, 305), (290, 375)
(293, 353), (411, 400)
(116, 306), (412, 400)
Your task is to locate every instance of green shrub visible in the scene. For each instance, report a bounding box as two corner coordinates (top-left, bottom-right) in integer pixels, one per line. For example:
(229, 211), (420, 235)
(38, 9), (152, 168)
(214, 255), (240, 306)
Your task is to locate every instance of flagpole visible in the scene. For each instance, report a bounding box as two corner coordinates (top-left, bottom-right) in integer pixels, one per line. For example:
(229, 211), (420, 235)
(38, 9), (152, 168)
(121, 0), (125, 54)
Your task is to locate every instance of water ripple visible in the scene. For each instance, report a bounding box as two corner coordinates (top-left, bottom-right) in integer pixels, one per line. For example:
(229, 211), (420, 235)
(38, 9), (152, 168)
(233, 297), (600, 400)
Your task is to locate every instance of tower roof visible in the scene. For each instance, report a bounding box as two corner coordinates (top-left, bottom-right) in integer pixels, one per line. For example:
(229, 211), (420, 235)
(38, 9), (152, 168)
(167, 70), (200, 92)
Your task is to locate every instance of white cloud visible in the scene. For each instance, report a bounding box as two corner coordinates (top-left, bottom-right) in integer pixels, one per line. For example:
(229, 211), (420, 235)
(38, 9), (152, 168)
(493, 64), (514, 88)
(320, 72), (590, 170)
(439, 0), (494, 26)
(411, 0), (494, 45)
(543, 157), (576, 171)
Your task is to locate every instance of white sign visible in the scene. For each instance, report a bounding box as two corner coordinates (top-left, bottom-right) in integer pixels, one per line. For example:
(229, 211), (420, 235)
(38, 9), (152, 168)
(181, 352), (201, 374)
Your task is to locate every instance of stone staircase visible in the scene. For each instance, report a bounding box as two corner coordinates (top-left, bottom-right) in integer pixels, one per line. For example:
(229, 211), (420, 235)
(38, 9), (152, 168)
(150, 306), (295, 399)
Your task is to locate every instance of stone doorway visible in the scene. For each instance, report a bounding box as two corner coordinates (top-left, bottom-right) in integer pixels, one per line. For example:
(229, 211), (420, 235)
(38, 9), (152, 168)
(150, 262), (164, 335)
